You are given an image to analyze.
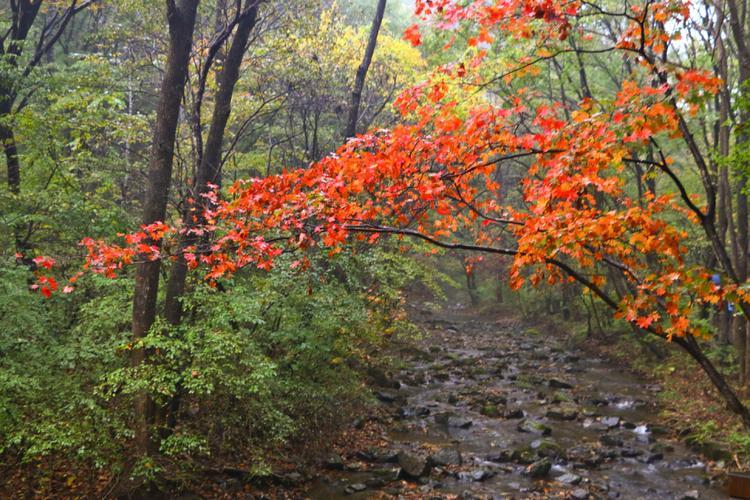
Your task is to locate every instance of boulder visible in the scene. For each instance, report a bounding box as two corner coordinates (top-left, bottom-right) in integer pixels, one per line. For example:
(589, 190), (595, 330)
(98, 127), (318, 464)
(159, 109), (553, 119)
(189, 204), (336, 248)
(429, 448), (462, 467)
(397, 451), (430, 479)
(524, 458), (552, 478)
(546, 403), (579, 421)
(518, 418), (552, 435)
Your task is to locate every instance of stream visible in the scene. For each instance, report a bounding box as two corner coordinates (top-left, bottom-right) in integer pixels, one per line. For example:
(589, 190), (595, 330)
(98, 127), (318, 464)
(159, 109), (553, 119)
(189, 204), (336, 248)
(305, 303), (726, 499)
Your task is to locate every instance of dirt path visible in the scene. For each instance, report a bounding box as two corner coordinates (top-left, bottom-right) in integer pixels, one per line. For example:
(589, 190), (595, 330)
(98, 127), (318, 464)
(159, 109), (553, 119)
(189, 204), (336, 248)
(304, 303), (725, 499)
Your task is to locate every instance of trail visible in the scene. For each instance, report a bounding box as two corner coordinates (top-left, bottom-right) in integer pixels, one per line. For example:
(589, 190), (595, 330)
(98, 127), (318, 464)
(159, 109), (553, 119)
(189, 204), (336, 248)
(306, 303), (724, 499)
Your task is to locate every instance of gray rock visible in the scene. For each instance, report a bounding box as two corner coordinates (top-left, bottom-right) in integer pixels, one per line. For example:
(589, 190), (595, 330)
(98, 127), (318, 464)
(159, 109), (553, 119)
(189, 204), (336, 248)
(344, 483), (368, 494)
(549, 378), (574, 389)
(599, 434), (623, 447)
(681, 491), (699, 500)
(601, 416), (620, 429)
(570, 488), (589, 500)
(518, 418), (552, 435)
(505, 408), (525, 419)
(556, 472), (582, 485)
(375, 391), (398, 403)
(429, 448), (462, 466)
(531, 438), (565, 459)
(448, 416), (473, 429)
(398, 451), (430, 478)
(324, 454), (344, 470)
(546, 403), (579, 421)
(523, 457), (552, 478)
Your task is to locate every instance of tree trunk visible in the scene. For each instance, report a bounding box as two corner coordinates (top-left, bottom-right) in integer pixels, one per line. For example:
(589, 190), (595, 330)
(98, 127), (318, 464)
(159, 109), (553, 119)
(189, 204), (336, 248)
(164, 2), (259, 326)
(343, 0), (387, 139)
(131, 0), (200, 458)
(675, 334), (750, 428)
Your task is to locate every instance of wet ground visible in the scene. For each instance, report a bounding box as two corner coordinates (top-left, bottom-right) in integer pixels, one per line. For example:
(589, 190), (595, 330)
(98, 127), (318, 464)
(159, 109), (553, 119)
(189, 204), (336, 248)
(306, 304), (725, 499)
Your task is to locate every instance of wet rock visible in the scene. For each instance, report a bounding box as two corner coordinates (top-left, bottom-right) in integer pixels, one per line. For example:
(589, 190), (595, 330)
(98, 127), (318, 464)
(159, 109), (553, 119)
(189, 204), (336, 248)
(398, 451), (430, 479)
(645, 452), (664, 463)
(601, 416), (620, 429)
(277, 472), (304, 485)
(486, 450), (512, 463)
(589, 396), (609, 406)
(429, 448), (462, 466)
(557, 472), (582, 485)
(344, 483), (368, 494)
(448, 393), (460, 405)
(511, 447), (537, 464)
(458, 469), (495, 482)
(524, 457), (552, 478)
(549, 378), (574, 389)
(599, 434), (623, 447)
(434, 412), (451, 425)
(504, 407), (525, 419)
(375, 450), (400, 463)
(620, 447), (642, 458)
(324, 454), (345, 470)
(530, 438), (565, 459)
(448, 416), (473, 429)
(552, 391), (573, 403)
(546, 403), (579, 421)
(374, 391), (398, 403)
(367, 366), (400, 389)
(517, 418), (552, 435)
(480, 404), (501, 417)
(681, 491), (699, 500)
(570, 488), (589, 500)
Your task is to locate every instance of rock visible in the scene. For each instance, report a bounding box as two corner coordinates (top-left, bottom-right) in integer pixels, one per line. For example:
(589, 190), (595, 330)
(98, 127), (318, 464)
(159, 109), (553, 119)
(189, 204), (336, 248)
(646, 452), (663, 463)
(599, 435), (623, 447)
(448, 416), (473, 429)
(398, 451), (430, 479)
(375, 391), (398, 403)
(278, 472), (304, 485)
(511, 447), (537, 464)
(367, 366), (400, 388)
(620, 447), (642, 458)
(429, 448), (462, 466)
(518, 418), (552, 435)
(448, 393), (460, 404)
(375, 450), (400, 463)
(531, 438), (565, 459)
(546, 403), (579, 421)
(681, 491), (699, 500)
(324, 454), (345, 470)
(505, 408), (525, 419)
(600, 416), (620, 429)
(570, 488), (589, 499)
(434, 412), (451, 425)
(524, 458), (552, 478)
(486, 450), (512, 463)
(480, 404), (500, 417)
(344, 483), (368, 494)
(549, 378), (574, 389)
(552, 391), (573, 403)
(557, 472), (582, 485)
(471, 469), (495, 481)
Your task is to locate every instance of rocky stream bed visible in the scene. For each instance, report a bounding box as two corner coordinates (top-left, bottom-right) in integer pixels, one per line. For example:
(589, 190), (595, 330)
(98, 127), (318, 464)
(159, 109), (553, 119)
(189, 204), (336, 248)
(304, 304), (726, 499)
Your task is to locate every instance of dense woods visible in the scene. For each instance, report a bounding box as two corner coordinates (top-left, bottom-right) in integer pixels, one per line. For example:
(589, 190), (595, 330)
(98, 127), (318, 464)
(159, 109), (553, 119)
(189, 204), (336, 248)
(3, 0), (750, 497)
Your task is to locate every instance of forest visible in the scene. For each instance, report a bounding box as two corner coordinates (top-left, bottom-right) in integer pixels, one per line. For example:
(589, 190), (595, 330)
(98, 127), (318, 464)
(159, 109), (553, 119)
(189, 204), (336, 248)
(1, 0), (750, 498)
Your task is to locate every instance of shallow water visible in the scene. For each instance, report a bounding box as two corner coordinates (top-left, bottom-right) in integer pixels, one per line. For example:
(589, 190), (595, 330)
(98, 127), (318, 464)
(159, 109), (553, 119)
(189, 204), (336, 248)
(306, 307), (725, 499)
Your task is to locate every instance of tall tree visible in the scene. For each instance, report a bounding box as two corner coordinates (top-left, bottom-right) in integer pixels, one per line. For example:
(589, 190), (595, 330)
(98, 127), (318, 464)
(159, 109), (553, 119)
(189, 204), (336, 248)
(343, 0), (387, 139)
(131, 0), (200, 458)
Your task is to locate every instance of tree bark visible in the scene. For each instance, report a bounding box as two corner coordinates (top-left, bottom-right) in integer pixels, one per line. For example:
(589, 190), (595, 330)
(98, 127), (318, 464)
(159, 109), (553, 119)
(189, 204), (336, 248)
(131, 0), (200, 458)
(343, 0), (387, 140)
(164, 1), (259, 327)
